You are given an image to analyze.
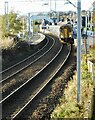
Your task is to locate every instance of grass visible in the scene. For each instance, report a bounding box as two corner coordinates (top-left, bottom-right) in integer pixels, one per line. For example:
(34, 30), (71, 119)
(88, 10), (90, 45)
(51, 48), (95, 118)
(51, 72), (92, 118)
(0, 38), (14, 49)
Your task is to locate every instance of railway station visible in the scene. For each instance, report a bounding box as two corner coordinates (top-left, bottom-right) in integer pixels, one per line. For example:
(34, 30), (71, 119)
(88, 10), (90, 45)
(0, 0), (95, 119)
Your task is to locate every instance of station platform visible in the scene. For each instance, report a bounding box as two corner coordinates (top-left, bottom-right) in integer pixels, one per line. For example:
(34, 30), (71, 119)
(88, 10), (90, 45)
(28, 33), (45, 45)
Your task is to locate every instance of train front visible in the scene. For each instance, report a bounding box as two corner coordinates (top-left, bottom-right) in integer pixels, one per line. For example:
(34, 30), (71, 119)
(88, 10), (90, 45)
(59, 24), (74, 44)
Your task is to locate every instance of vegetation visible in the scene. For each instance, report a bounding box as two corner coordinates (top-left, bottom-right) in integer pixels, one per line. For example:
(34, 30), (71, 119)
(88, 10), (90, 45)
(2, 11), (23, 38)
(0, 11), (25, 49)
(51, 49), (94, 118)
(0, 16), (14, 49)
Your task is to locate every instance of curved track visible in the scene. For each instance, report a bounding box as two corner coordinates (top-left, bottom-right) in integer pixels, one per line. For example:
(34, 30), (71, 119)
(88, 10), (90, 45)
(2, 35), (71, 119)
(1, 37), (49, 82)
(1, 35), (59, 101)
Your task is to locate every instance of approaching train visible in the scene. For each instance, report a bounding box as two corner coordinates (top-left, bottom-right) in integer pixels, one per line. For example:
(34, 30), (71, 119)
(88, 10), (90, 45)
(59, 24), (74, 44)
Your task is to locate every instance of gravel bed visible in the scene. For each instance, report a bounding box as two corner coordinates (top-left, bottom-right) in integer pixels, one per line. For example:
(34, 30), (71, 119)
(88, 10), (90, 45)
(31, 64), (76, 119)
(2, 38), (46, 70)
(29, 45), (77, 119)
(2, 35), (61, 99)
(14, 44), (76, 119)
(2, 37), (62, 119)
(3, 34), (76, 120)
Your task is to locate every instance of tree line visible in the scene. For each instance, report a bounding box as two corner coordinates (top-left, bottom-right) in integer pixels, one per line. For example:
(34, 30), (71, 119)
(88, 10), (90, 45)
(2, 11), (24, 38)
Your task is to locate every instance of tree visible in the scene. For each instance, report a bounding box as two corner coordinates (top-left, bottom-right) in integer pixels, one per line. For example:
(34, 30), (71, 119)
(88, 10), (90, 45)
(2, 11), (23, 37)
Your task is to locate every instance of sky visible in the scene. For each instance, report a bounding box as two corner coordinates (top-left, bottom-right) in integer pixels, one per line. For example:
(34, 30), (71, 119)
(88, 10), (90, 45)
(0, 0), (94, 15)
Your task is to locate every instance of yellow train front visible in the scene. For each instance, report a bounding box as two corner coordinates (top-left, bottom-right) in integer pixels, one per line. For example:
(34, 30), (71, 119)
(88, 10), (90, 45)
(59, 24), (74, 44)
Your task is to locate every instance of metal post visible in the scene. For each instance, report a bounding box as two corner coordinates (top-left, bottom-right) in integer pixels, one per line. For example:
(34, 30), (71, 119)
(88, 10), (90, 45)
(32, 19), (34, 36)
(87, 11), (89, 26)
(55, 0), (56, 11)
(50, 0), (51, 11)
(28, 13), (31, 41)
(57, 11), (59, 22)
(49, 0), (51, 19)
(84, 14), (88, 62)
(77, 0), (81, 103)
(91, 10), (92, 24)
(84, 37), (87, 63)
(4, 1), (8, 32)
(86, 14), (88, 35)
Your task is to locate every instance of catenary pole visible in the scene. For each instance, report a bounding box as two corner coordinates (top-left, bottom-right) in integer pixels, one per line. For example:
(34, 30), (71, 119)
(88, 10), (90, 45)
(77, 0), (81, 103)
(4, 1), (8, 31)
(28, 13), (31, 40)
(55, 0), (56, 11)
(49, 0), (51, 18)
(65, 0), (81, 103)
(50, 0), (51, 12)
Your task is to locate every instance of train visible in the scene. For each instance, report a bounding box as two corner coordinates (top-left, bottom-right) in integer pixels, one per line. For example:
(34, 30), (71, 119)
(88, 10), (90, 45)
(59, 24), (74, 44)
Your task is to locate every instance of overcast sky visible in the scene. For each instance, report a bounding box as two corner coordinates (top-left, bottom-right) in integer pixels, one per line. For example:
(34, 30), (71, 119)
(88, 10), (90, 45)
(0, 0), (94, 15)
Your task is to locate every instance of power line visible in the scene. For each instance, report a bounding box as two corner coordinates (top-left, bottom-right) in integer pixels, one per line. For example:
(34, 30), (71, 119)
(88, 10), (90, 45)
(0, 0), (68, 2)
(0, 0), (31, 3)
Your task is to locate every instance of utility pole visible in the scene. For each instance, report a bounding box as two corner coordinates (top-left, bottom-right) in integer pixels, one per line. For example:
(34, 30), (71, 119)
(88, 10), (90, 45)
(50, 0), (51, 12)
(4, 1), (8, 32)
(77, 0), (81, 103)
(65, 0), (81, 103)
(55, 0), (56, 11)
(49, 0), (51, 18)
(27, 13), (31, 41)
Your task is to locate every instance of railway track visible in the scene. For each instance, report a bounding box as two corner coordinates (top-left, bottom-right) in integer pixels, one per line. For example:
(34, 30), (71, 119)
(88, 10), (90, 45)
(1, 37), (49, 82)
(1, 35), (59, 100)
(2, 35), (71, 119)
